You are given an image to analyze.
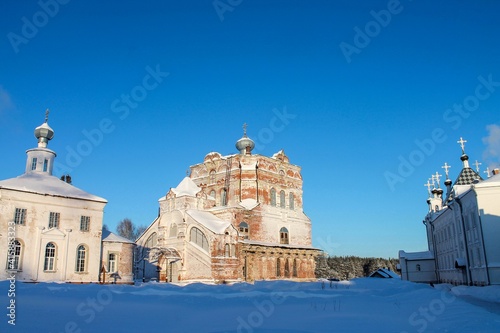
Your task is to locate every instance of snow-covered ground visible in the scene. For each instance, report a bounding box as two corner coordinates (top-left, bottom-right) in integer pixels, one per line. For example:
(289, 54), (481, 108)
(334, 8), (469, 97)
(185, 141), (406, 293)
(2, 278), (500, 332)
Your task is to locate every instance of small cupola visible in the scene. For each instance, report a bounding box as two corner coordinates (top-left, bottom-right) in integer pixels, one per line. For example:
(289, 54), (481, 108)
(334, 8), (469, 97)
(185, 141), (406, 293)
(235, 123), (255, 155)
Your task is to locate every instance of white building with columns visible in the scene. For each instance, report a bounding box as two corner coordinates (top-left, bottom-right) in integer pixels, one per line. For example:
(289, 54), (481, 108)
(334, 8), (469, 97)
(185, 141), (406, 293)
(0, 112), (111, 283)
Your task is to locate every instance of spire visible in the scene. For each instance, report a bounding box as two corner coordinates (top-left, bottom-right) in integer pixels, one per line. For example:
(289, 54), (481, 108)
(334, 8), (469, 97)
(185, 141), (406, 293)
(457, 137), (470, 168)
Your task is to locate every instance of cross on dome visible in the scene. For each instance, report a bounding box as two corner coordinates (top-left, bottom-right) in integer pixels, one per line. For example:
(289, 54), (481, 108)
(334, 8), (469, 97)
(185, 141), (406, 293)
(243, 123), (248, 136)
(484, 167), (491, 178)
(442, 162), (451, 179)
(457, 137), (467, 154)
(424, 180), (433, 196)
(430, 175), (436, 188)
(474, 160), (482, 173)
(434, 172), (442, 187)
(45, 108), (50, 123)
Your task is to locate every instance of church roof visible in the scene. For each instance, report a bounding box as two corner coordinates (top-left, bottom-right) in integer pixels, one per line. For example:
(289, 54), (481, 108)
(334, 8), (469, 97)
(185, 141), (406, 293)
(186, 209), (231, 234)
(475, 172), (500, 188)
(102, 229), (135, 244)
(172, 177), (201, 197)
(0, 173), (107, 203)
(453, 167), (483, 186)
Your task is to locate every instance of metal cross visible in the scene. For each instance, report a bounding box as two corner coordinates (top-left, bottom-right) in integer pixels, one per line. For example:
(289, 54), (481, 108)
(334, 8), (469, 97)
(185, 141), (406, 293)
(457, 137), (467, 154)
(484, 167), (491, 178)
(243, 123), (248, 136)
(441, 162), (451, 178)
(424, 180), (433, 196)
(430, 175), (436, 188)
(45, 109), (50, 123)
(434, 172), (442, 187)
(474, 160), (482, 173)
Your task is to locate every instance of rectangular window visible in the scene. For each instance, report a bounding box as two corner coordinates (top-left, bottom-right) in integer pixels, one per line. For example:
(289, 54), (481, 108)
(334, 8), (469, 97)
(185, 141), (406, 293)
(14, 208), (27, 225)
(80, 216), (90, 232)
(31, 157), (37, 171)
(49, 212), (60, 229)
(43, 159), (48, 172)
(108, 253), (117, 273)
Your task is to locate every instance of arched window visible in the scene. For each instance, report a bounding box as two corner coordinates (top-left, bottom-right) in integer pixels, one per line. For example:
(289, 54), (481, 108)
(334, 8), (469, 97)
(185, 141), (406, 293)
(276, 258), (281, 277)
(280, 191), (286, 208)
(170, 224), (178, 238)
(44, 242), (56, 271)
(230, 244), (236, 257)
(209, 170), (216, 184)
(190, 227), (209, 252)
(270, 188), (276, 206)
(76, 245), (87, 273)
(416, 264), (421, 272)
(239, 222), (249, 239)
(224, 244), (230, 257)
(209, 190), (216, 200)
(7, 240), (22, 270)
(143, 232), (158, 259)
(292, 258), (298, 277)
(280, 227), (289, 244)
(285, 258), (290, 277)
(108, 253), (117, 273)
(289, 193), (295, 210)
(221, 188), (228, 206)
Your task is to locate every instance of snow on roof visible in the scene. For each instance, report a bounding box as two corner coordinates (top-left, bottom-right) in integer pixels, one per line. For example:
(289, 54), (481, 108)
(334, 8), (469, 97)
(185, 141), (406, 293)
(0, 173), (107, 203)
(239, 198), (259, 210)
(172, 177), (201, 197)
(475, 172), (500, 188)
(369, 268), (400, 279)
(102, 229), (135, 244)
(399, 250), (434, 260)
(186, 209), (231, 234)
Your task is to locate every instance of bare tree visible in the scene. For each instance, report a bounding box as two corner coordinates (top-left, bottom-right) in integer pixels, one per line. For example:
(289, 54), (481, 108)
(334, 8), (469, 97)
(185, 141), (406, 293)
(116, 218), (147, 241)
(116, 218), (135, 240)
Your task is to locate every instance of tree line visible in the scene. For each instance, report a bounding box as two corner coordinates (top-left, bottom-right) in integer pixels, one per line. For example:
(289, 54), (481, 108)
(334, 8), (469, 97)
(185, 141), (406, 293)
(315, 255), (399, 280)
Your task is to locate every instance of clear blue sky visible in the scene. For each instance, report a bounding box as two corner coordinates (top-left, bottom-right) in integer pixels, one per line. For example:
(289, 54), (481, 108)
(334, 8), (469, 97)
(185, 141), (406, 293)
(1, 0), (499, 258)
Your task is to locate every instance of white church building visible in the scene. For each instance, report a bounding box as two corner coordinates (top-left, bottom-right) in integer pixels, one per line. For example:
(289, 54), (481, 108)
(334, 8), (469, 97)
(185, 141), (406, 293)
(400, 138), (500, 286)
(0, 112), (134, 284)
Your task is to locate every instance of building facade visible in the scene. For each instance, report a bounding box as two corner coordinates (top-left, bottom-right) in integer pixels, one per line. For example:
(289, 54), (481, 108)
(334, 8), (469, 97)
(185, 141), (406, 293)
(136, 128), (320, 283)
(400, 138), (500, 285)
(0, 112), (133, 283)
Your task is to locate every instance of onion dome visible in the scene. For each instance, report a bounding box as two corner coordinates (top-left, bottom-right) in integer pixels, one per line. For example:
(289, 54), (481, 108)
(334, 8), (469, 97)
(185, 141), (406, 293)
(34, 109), (54, 148)
(235, 123), (255, 154)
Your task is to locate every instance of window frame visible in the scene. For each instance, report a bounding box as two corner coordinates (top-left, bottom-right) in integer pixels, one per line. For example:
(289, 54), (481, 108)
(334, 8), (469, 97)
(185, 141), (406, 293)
(280, 227), (289, 245)
(6, 240), (23, 271)
(289, 193), (295, 210)
(44, 242), (56, 272)
(76, 245), (87, 273)
(239, 222), (249, 239)
(280, 190), (286, 208)
(190, 227), (209, 253)
(48, 212), (60, 229)
(14, 208), (27, 225)
(108, 253), (117, 273)
(31, 157), (37, 171)
(80, 216), (90, 232)
(270, 188), (277, 206)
